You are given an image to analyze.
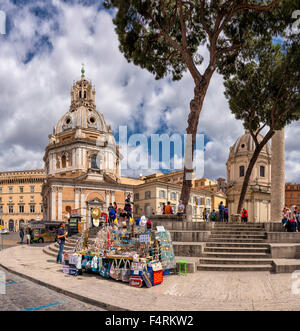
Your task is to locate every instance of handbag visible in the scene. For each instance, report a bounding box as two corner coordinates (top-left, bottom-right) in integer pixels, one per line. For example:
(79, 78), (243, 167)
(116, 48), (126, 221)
(116, 259), (124, 281)
(99, 262), (111, 279)
(121, 260), (131, 283)
(110, 260), (118, 280)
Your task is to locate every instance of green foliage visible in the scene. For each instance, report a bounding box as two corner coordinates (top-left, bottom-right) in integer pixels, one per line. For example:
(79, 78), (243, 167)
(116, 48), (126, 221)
(103, 0), (299, 81)
(224, 36), (300, 132)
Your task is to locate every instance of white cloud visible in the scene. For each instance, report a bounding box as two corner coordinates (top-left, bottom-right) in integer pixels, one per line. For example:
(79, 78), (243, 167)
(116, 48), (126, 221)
(0, 0), (299, 183)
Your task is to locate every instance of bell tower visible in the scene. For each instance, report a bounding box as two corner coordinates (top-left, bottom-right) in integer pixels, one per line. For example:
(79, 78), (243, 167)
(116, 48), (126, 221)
(70, 65), (96, 112)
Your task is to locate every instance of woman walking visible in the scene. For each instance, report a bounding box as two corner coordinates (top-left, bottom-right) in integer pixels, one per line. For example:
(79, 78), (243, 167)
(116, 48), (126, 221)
(241, 208), (248, 223)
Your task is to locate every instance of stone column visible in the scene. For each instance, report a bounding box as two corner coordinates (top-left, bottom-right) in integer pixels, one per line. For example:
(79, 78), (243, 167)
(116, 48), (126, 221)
(75, 188), (80, 210)
(271, 129), (285, 222)
(80, 190), (86, 218)
(72, 150), (76, 170)
(58, 187), (63, 222)
(106, 191), (110, 209)
(111, 191), (115, 204)
(51, 187), (57, 221)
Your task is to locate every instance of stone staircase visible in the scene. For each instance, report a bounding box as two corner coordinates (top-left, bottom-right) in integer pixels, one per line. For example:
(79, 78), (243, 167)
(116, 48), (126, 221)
(43, 226), (105, 258)
(198, 223), (273, 271)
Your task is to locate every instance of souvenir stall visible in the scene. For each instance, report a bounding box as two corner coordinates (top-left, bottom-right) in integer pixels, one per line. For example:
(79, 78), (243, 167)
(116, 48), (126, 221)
(62, 220), (176, 288)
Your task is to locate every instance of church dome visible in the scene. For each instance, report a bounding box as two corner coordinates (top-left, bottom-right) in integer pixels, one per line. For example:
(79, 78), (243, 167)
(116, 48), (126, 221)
(229, 130), (271, 159)
(55, 66), (110, 135)
(55, 106), (108, 134)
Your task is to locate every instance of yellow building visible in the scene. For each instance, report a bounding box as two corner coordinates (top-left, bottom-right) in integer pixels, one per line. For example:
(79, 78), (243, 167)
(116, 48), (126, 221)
(132, 177), (215, 221)
(0, 170), (45, 231)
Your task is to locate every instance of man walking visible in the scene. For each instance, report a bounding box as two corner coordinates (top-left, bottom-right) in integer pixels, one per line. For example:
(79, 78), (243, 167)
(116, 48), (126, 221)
(218, 201), (225, 222)
(19, 227), (24, 244)
(56, 223), (70, 264)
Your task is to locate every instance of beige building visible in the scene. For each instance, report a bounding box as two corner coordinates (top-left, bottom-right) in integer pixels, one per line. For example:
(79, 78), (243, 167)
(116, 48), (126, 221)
(226, 130), (272, 222)
(42, 68), (133, 225)
(0, 170), (45, 231)
(132, 172), (224, 220)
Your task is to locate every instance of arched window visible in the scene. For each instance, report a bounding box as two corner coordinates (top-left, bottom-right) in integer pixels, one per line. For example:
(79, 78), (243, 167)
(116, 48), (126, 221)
(239, 166), (245, 177)
(260, 166), (265, 177)
(91, 155), (99, 169)
(61, 155), (67, 168)
(79, 91), (82, 99)
(84, 91), (87, 99)
(9, 220), (14, 232)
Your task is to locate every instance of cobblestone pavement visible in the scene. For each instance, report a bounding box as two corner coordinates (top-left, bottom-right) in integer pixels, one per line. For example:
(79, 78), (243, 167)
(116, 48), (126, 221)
(0, 266), (105, 311)
(2, 245), (300, 311)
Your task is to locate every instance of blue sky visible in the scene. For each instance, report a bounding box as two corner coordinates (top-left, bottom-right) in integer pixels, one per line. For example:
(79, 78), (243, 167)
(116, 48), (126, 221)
(0, 0), (299, 182)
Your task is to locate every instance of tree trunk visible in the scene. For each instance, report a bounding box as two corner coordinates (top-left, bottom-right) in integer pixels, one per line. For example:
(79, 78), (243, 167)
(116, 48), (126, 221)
(237, 130), (275, 215)
(180, 77), (212, 209)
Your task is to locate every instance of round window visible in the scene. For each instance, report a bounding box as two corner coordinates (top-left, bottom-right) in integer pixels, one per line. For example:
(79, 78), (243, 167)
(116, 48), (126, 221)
(65, 118), (71, 125)
(241, 144), (245, 148)
(90, 117), (96, 124)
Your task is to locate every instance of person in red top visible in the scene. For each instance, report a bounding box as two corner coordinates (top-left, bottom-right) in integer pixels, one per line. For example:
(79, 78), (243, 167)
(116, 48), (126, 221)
(241, 208), (248, 223)
(164, 202), (173, 215)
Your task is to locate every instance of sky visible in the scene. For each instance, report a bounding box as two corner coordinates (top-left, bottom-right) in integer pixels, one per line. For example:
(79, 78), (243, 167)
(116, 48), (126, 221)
(0, 0), (299, 183)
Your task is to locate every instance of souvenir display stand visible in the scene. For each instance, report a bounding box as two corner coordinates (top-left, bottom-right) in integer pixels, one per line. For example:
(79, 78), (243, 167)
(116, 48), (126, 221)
(62, 223), (176, 288)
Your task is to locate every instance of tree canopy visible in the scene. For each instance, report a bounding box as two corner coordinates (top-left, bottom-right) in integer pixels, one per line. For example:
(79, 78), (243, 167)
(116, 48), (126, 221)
(103, 0), (299, 208)
(224, 35), (300, 213)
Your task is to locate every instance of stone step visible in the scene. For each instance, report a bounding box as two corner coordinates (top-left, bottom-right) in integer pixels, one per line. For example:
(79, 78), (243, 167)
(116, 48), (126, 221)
(204, 247), (269, 253)
(197, 264), (273, 272)
(43, 247), (57, 258)
(199, 257), (273, 265)
(173, 242), (205, 257)
(210, 235), (266, 239)
(214, 223), (264, 226)
(213, 227), (265, 231)
(211, 231), (266, 235)
(202, 252), (271, 259)
(208, 238), (266, 243)
(54, 243), (76, 249)
(206, 242), (270, 248)
(169, 230), (211, 242)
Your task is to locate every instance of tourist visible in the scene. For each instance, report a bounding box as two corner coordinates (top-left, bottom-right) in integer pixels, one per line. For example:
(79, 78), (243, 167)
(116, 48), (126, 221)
(286, 216), (297, 233)
(177, 200), (185, 216)
(282, 207), (289, 230)
(124, 195), (133, 219)
(113, 202), (118, 213)
(162, 203), (166, 215)
(241, 208), (248, 223)
(164, 202), (173, 215)
(219, 201), (225, 222)
(19, 227), (24, 244)
(109, 207), (117, 224)
(203, 208), (208, 222)
(210, 210), (217, 222)
(56, 223), (70, 264)
(146, 219), (152, 230)
(224, 206), (229, 223)
(108, 203), (114, 213)
(25, 228), (31, 245)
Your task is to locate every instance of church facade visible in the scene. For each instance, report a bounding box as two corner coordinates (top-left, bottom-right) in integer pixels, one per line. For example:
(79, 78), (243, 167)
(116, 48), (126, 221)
(42, 67), (133, 224)
(226, 130), (272, 222)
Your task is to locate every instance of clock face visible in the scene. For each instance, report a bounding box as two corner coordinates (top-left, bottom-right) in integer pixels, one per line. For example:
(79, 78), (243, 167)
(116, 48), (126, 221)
(92, 208), (100, 219)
